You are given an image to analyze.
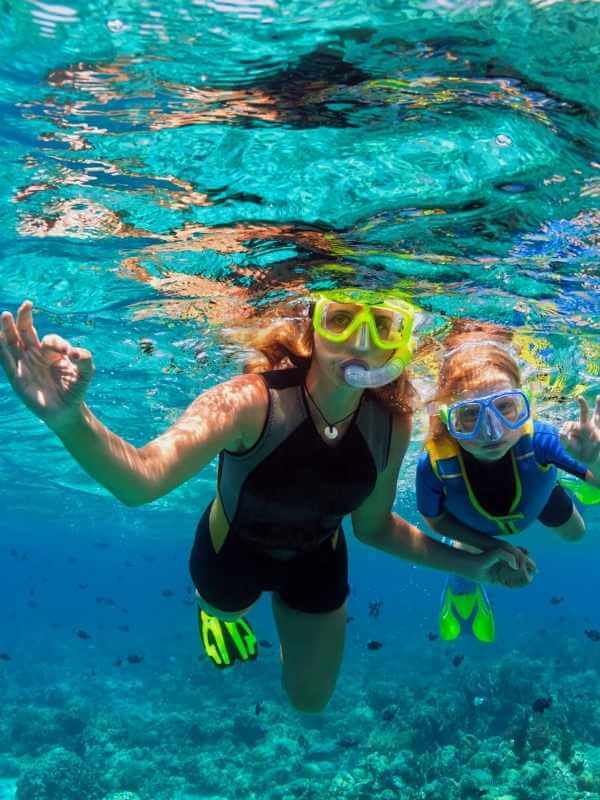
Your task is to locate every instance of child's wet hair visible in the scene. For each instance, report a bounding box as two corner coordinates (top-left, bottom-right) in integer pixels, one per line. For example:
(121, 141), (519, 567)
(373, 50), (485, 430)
(428, 320), (521, 441)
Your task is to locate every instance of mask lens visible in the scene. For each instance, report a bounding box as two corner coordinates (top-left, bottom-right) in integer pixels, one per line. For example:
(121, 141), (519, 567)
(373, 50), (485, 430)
(372, 309), (401, 342)
(322, 303), (361, 336)
(493, 392), (528, 426)
(371, 306), (407, 347)
(450, 402), (481, 434)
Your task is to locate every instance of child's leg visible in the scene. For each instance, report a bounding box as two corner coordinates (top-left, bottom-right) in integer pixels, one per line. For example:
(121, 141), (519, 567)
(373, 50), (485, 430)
(538, 484), (586, 542)
(550, 505), (585, 542)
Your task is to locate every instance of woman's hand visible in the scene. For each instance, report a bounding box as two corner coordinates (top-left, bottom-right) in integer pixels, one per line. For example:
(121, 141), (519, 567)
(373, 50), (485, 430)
(560, 396), (600, 471)
(499, 543), (537, 578)
(473, 548), (535, 588)
(0, 300), (94, 431)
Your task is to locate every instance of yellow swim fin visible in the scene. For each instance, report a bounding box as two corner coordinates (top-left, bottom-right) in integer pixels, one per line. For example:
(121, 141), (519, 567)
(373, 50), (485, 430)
(439, 576), (495, 643)
(198, 609), (258, 668)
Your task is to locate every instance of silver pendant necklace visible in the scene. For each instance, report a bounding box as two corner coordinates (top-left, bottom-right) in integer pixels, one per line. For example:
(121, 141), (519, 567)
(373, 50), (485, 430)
(304, 385), (358, 440)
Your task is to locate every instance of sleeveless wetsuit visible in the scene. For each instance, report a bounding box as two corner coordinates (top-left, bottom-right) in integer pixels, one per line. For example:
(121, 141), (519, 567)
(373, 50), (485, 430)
(189, 366), (393, 613)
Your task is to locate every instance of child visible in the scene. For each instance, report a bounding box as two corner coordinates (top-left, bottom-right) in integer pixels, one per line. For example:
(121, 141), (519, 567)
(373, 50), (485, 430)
(416, 322), (600, 642)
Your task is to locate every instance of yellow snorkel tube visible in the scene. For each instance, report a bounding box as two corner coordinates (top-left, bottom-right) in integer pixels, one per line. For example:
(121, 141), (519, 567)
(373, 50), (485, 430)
(311, 288), (417, 388)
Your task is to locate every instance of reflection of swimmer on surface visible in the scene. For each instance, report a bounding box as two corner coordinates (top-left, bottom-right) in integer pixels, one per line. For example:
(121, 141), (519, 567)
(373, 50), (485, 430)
(0, 291), (520, 708)
(416, 321), (600, 643)
(117, 220), (343, 325)
(16, 198), (150, 239)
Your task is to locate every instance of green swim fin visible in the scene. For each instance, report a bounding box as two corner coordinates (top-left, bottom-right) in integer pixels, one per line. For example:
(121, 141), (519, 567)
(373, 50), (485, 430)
(559, 475), (600, 506)
(439, 576), (495, 643)
(198, 609), (258, 668)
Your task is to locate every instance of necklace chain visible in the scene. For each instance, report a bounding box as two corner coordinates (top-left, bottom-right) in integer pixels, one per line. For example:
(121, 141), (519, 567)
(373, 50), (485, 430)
(303, 384), (358, 440)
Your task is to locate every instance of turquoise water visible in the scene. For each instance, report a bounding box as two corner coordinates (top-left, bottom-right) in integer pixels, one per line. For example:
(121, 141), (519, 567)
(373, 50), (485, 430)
(1, 1), (599, 799)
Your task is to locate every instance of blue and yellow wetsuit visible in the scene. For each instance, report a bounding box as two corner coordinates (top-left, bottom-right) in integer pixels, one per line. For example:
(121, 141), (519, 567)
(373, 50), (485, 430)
(416, 420), (588, 642)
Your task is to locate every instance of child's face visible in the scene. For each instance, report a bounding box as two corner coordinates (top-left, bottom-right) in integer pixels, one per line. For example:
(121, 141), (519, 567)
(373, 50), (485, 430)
(451, 373), (525, 462)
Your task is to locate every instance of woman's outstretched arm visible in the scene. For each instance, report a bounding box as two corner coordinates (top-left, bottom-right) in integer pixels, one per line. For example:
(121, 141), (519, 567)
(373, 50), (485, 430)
(0, 300), (267, 506)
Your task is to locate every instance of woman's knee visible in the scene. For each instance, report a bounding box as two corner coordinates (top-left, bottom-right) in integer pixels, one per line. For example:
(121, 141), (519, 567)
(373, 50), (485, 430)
(195, 590), (255, 621)
(282, 678), (334, 714)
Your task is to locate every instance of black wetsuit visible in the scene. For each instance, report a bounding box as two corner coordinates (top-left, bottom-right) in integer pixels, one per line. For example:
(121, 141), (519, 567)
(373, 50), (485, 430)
(189, 367), (393, 613)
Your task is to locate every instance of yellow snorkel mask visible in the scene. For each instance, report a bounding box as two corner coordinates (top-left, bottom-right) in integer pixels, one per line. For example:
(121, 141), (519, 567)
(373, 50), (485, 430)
(311, 289), (418, 388)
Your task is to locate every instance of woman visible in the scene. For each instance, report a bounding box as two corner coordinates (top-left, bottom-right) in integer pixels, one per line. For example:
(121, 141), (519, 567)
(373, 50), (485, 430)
(417, 322), (600, 643)
(0, 292), (519, 713)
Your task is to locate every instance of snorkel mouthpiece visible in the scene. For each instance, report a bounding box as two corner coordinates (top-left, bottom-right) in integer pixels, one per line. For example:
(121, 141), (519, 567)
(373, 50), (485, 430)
(343, 354), (408, 388)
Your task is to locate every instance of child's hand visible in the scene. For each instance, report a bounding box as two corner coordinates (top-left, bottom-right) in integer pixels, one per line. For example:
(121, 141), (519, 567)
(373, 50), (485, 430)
(560, 396), (600, 471)
(488, 558), (534, 588)
(506, 545), (536, 578)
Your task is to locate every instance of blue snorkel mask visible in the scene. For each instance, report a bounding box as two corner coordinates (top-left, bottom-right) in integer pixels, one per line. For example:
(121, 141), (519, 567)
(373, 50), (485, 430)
(439, 388), (532, 442)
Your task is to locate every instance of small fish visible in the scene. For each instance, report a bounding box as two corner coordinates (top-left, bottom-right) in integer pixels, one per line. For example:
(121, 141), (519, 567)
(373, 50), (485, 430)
(346, 616), (355, 623)
(532, 697), (552, 714)
(127, 653), (144, 664)
(258, 640), (273, 649)
(255, 701), (264, 716)
(139, 338), (155, 355)
(113, 658), (123, 667)
(367, 640), (383, 651)
(0, 653), (12, 661)
(9, 548), (18, 558)
(29, 588), (35, 597)
(550, 596), (564, 605)
(382, 707), (398, 722)
(117, 625), (130, 633)
(452, 654), (464, 667)
(75, 629), (92, 640)
(496, 182), (531, 194)
(104, 597), (117, 607)
(67, 556), (78, 565)
(585, 629), (600, 642)
(77, 584), (88, 590)
(368, 600), (383, 619)
(337, 736), (359, 749)
(124, 560), (134, 568)
(427, 632), (439, 641)
(161, 589), (174, 598)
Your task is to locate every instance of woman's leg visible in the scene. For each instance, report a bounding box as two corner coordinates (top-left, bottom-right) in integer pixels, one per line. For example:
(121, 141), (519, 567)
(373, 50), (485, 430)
(190, 503), (262, 618)
(195, 590), (257, 621)
(271, 593), (347, 714)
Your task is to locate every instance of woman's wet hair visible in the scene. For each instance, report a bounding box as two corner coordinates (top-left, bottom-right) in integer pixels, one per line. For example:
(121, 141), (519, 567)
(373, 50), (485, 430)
(428, 319), (521, 441)
(224, 302), (418, 416)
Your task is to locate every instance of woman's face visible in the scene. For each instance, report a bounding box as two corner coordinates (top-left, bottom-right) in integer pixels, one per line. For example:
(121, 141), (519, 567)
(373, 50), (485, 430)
(311, 323), (394, 387)
(450, 373), (525, 462)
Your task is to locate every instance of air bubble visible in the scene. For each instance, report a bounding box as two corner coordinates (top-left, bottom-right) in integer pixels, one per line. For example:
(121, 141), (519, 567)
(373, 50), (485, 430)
(107, 18), (125, 32)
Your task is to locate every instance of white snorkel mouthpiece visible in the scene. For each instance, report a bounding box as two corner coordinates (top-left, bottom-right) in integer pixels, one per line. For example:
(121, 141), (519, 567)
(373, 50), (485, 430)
(343, 354), (408, 389)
